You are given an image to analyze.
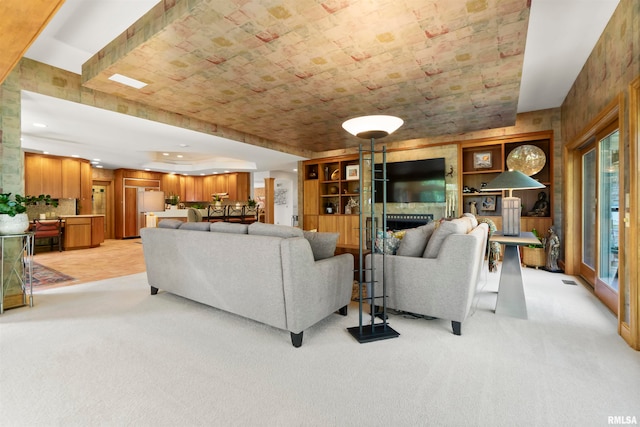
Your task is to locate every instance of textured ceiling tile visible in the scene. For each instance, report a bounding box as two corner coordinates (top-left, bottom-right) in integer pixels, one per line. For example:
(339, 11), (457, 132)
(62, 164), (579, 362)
(82, 0), (530, 153)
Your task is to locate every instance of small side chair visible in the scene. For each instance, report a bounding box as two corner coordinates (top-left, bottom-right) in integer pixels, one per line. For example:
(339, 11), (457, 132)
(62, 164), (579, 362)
(33, 218), (63, 253)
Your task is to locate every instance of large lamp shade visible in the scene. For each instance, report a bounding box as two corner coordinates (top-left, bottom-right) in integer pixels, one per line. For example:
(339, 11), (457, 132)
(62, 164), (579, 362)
(482, 170), (545, 236)
(342, 115), (403, 139)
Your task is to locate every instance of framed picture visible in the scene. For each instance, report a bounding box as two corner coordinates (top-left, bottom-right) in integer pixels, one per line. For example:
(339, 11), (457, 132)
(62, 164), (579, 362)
(474, 152), (492, 169)
(482, 196), (496, 211)
(345, 165), (359, 181)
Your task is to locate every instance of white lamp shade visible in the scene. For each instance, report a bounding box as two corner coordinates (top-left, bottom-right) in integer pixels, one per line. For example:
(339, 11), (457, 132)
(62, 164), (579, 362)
(342, 115), (403, 139)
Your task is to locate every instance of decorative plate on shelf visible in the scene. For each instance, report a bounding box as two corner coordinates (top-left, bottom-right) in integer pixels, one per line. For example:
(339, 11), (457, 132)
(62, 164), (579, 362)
(330, 169), (339, 180)
(506, 145), (546, 176)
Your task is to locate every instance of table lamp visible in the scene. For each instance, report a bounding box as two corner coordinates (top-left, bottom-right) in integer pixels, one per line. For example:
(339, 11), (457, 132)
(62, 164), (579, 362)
(481, 169), (545, 236)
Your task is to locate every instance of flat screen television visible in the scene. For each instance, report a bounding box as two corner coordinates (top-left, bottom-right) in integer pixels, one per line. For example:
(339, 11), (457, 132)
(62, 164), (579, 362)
(374, 158), (446, 203)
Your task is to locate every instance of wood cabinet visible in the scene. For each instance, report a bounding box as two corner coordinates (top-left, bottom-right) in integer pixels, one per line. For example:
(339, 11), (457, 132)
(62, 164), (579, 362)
(61, 158), (81, 199)
(79, 161), (92, 214)
(302, 156), (360, 246)
(63, 216), (104, 250)
(25, 153), (90, 201)
(459, 131), (554, 233)
(159, 172), (249, 203)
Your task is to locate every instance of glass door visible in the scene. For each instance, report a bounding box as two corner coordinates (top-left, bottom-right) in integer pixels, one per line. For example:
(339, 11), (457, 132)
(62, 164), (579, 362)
(580, 146), (597, 285)
(596, 127), (620, 313)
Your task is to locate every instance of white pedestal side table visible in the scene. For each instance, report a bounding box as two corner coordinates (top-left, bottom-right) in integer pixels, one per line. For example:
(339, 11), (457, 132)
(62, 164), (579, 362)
(489, 231), (541, 319)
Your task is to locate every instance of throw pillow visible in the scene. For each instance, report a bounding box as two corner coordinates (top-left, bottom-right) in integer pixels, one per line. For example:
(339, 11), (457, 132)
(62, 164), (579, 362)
(180, 222), (211, 231)
(423, 218), (468, 258)
(210, 222), (249, 234)
(248, 222), (304, 238)
(374, 230), (402, 255)
(303, 230), (339, 261)
(158, 219), (183, 229)
(396, 223), (436, 257)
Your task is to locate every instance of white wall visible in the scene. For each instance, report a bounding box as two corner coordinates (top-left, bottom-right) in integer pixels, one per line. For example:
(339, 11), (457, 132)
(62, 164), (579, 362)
(253, 170), (298, 226)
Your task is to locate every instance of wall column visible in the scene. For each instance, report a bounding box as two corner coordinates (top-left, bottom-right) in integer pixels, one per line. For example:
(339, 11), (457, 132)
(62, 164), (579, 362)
(263, 177), (275, 224)
(0, 70), (23, 195)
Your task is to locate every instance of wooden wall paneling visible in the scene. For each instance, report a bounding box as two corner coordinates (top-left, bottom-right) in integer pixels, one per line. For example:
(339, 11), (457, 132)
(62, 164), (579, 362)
(227, 173), (238, 201)
(264, 177), (275, 224)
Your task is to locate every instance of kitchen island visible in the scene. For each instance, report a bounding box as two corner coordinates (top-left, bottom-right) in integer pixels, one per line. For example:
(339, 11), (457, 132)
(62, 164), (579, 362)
(60, 215), (105, 250)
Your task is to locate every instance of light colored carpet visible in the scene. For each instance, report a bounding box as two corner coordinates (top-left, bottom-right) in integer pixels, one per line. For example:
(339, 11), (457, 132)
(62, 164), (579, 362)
(1, 266), (638, 426)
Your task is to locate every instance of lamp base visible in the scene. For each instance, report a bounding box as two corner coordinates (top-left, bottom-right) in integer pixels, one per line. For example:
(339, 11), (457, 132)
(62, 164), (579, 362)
(502, 197), (521, 236)
(347, 324), (400, 343)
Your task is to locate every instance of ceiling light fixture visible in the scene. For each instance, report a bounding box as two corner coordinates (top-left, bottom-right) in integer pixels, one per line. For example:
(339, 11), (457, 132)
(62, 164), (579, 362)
(33, 123), (47, 128)
(342, 115), (404, 139)
(162, 153), (169, 156)
(108, 73), (147, 89)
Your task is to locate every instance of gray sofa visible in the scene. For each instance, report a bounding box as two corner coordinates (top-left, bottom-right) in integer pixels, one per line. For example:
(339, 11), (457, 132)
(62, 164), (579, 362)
(141, 221), (354, 347)
(366, 215), (488, 336)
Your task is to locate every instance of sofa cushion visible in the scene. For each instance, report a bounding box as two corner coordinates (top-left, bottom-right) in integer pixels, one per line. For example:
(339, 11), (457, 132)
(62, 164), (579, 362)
(248, 222), (303, 238)
(396, 223), (436, 257)
(303, 230), (339, 261)
(180, 222), (211, 231)
(158, 219), (183, 229)
(423, 219), (468, 258)
(462, 213), (479, 228)
(210, 222), (249, 234)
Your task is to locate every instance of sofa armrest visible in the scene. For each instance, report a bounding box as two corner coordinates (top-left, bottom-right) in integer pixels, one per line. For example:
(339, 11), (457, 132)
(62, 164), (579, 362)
(366, 232), (484, 322)
(280, 237), (354, 333)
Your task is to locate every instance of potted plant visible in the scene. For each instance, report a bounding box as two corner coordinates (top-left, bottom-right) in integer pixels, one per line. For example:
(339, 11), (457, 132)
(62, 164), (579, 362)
(247, 198), (256, 208)
(168, 193), (180, 209)
(213, 194), (222, 207)
(0, 193), (57, 235)
(521, 228), (546, 269)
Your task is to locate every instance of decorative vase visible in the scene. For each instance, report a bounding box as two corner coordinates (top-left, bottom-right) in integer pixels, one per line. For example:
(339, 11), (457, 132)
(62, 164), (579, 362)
(0, 213), (30, 235)
(215, 201), (222, 207)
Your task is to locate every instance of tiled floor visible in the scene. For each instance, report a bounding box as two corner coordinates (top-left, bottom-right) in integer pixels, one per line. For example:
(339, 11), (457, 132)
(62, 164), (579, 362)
(31, 238), (146, 290)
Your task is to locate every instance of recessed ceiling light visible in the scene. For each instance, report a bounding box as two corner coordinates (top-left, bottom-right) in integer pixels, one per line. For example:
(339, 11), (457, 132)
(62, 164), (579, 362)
(179, 144), (189, 147)
(293, 168), (298, 172)
(224, 170), (230, 173)
(71, 154), (79, 158)
(96, 165), (103, 168)
(144, 168), (150, 171)
(33, 123), (47, 128)
(200, 173), (205, 176)
(162, 153), (169, 156)
(108, 73), (147, 89)
(91, 161), (100, 165)
(43, 151), (49, 154)
(93, 158), (101, 162)
(177, 154), (183, 158)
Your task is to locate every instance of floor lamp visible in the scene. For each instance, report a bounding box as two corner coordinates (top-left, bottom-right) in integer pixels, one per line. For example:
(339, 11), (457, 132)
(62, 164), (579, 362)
(481, 170), (545, 236)
(342, 114), (403, 343)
